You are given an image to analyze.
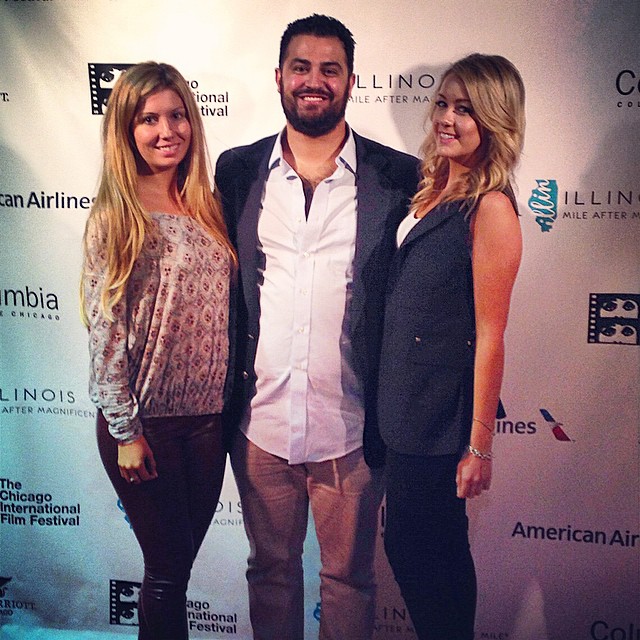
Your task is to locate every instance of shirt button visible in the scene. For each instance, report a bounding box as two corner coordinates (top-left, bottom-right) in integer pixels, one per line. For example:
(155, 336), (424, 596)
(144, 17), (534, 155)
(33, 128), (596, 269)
(415, 336), (422, 343)
(242, 371), (249, 380)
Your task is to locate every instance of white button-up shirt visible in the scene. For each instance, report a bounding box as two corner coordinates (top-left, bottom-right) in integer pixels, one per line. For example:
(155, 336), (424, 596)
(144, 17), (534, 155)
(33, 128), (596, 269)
(240, 130), (364, 464)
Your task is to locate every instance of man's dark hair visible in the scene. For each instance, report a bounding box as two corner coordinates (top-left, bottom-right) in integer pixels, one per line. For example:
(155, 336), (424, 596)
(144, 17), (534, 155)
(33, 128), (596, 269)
(279, 14), (355, 75)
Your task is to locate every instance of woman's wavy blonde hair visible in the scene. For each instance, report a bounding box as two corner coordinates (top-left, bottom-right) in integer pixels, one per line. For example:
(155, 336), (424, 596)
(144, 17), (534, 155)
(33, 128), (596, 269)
(80, 61), (235, 325)
(412, 53), (525, 216)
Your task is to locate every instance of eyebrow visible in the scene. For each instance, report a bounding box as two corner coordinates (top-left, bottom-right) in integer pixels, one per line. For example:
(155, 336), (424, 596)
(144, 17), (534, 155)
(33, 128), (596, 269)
(138, 106), (186, 115)
(289, 57), (343, 69)
(437, 92), (471, 101)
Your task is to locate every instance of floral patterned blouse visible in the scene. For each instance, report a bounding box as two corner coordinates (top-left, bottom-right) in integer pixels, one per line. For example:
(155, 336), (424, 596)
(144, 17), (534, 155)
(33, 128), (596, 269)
(84, 212), (231, 443)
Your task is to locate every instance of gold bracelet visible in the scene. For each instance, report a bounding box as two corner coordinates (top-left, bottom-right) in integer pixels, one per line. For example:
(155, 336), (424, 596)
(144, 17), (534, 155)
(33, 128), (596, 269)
(473, 417), (494, 434)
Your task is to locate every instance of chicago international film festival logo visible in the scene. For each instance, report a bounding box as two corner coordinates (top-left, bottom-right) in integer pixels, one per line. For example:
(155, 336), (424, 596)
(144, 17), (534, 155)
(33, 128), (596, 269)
(88, 63), (230, 118)
(88, 64), (133, 115)
(588, 293), (639, 345)
(110, 579), (140, 626)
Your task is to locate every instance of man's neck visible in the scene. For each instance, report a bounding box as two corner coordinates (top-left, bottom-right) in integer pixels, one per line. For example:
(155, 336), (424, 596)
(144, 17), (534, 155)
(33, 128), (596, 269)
(282, 121), (348, 189)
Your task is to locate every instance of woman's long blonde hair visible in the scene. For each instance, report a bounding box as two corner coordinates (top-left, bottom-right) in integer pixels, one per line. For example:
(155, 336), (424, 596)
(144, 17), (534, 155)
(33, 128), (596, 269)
(80, 61), (235, 325)
(412, 53), (526, 216)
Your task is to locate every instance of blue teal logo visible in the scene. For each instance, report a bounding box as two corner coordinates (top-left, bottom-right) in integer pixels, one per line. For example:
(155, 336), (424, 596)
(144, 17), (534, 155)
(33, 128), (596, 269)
(313, 602), (321, 622)
(528, 179), (558, 232)
(117, 499), (133, 529)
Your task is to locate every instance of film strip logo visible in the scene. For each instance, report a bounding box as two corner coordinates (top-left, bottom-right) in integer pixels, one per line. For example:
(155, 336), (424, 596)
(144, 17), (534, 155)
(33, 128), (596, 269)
(88, 64), (133, 115)
(588, 293), (639, 345)
(110, 579), (140, 626)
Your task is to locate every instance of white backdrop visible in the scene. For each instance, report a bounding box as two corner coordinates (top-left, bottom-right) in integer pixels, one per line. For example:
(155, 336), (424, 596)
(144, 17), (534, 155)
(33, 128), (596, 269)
(1, 1), (638, 639)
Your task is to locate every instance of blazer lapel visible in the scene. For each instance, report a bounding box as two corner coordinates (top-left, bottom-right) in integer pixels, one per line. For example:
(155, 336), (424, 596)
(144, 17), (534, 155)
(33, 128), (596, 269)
(401, 200), (461, 248)
(351, 135), (403, 328)
(235, 138), (276, 325)
(386, 202), (464, 293)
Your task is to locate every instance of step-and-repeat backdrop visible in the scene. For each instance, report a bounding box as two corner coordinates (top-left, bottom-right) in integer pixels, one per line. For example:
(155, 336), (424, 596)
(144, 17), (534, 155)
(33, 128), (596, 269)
(1, 1), (638, 639)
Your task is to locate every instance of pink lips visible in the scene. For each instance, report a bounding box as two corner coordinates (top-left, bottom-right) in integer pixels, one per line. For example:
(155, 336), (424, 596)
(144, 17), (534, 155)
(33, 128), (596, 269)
(155, 143), (181, 155)
(438, 131), (456, 142)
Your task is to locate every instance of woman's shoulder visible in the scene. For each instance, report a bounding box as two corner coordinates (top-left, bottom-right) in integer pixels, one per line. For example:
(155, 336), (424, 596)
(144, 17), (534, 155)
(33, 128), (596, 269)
(475, 190), (517, 219)
(479, 190), (513, 207)
(471, 190), (522, 251)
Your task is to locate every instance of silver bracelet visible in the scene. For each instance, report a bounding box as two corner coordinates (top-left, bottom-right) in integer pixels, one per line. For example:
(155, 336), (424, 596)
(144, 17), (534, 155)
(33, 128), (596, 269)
(468, 445), (493, 461)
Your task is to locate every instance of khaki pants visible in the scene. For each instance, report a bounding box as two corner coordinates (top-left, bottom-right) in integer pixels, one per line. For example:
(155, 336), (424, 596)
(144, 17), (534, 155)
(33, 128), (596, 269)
(231, 432), (383, 640)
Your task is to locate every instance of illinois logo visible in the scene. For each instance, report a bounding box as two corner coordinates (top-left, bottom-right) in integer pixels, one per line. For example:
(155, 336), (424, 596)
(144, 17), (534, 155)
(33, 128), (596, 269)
(528, 179), (558, 232)
(588, 293), (639, 345)
(117, 498), (133, 529)
(88, 63), (133, 115)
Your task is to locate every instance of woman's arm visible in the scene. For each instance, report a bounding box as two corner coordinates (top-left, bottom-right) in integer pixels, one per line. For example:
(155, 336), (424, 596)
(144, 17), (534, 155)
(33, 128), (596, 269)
(456, 191), (522, 498)
(83, 237), (157, 483)
(84, 268), (142, 441)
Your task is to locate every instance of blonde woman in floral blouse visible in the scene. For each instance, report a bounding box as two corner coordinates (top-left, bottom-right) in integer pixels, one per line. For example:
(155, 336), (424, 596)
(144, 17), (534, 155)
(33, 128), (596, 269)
(80, 62), (235, 640)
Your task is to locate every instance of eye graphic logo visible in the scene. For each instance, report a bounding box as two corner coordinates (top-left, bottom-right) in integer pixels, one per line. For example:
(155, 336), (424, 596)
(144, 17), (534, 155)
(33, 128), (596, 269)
(539, 409), (573, 442)
(110, 579), (140, 626)
(88, 64), (134, 115)
(528, 179), (558, 233)
(588, 293), (640, 345)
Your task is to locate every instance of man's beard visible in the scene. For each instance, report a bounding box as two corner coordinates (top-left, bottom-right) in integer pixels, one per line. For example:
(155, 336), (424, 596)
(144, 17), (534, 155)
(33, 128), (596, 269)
(280, 81), (349, 138)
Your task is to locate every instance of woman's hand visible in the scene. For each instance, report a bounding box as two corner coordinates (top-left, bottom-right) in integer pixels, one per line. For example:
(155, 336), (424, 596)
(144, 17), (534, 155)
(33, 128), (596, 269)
(456, 452), (491, 499)
(118, 436), (158, 484)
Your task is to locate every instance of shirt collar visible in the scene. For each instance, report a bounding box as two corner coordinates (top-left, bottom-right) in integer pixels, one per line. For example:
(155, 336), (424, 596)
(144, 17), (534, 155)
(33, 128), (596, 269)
(268, 126), (357, 178)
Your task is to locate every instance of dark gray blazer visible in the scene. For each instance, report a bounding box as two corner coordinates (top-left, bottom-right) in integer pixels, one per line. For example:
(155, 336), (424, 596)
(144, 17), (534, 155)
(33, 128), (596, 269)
(215, 132), (420, 467)
(377, 200), (476, 458)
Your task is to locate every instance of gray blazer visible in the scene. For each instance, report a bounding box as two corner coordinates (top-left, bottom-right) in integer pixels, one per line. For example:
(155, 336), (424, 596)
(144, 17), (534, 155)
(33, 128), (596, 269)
(377, 200), (476, 457)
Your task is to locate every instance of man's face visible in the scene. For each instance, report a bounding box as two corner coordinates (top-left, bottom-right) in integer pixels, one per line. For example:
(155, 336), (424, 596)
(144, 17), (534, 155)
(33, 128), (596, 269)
(276, 34), (354, 137)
